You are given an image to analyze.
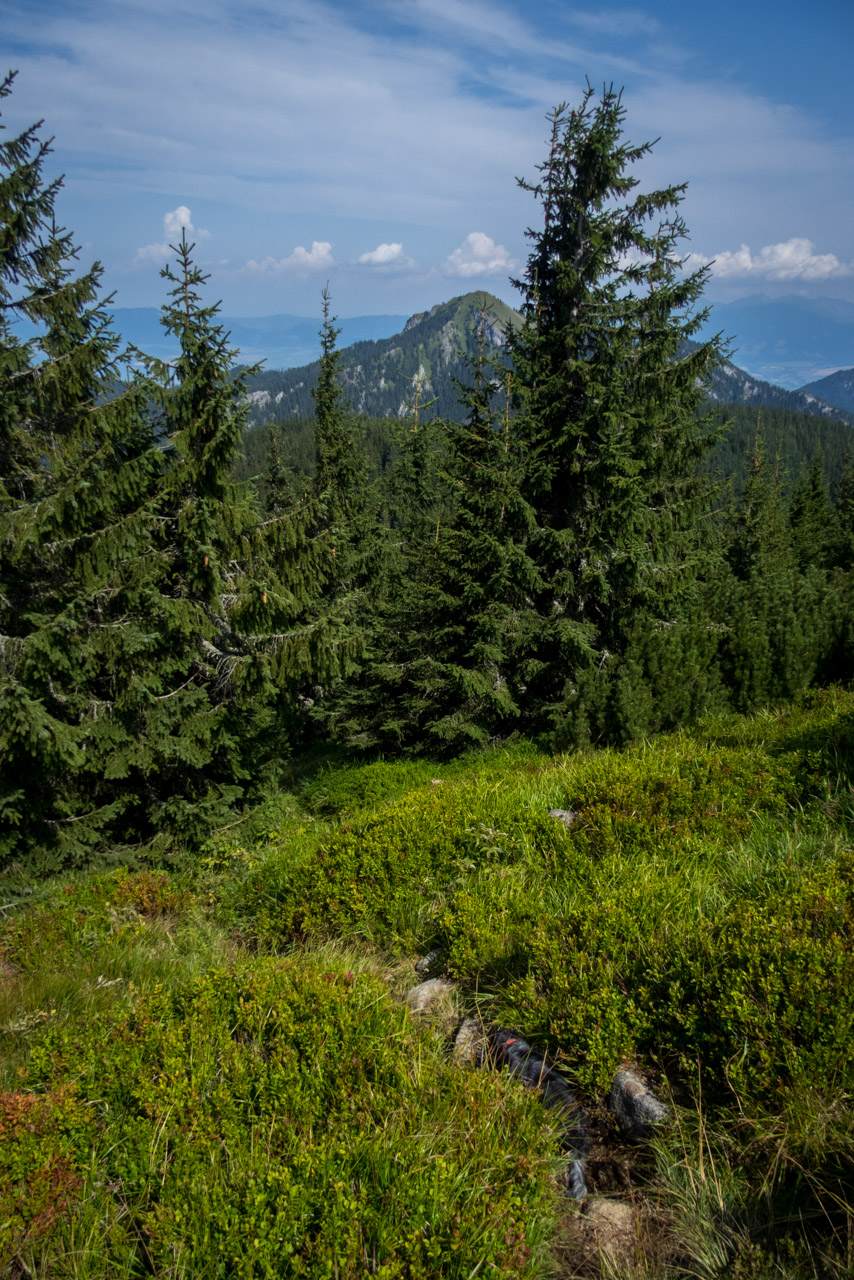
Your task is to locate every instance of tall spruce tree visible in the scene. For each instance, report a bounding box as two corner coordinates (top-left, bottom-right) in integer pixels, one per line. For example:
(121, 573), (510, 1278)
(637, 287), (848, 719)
(311, 286), (374, 598)
(117, 233), (340, 847)
(0, 75), (345, 872)
(0, 73), (161, 870)
(507, 85), (723, 744)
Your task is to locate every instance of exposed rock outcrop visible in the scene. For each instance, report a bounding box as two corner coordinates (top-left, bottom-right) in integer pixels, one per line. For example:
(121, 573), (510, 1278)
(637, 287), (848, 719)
(610, 1069), (670, 1139)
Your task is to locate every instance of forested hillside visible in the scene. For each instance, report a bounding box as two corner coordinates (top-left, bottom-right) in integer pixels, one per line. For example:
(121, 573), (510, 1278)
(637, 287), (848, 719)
(242, 298), (854, 430)
(236, 400), (854, 504)
(4, 72), (854, 867)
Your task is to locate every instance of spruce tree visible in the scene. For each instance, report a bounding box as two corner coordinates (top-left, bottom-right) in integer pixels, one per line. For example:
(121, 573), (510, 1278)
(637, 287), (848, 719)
(117, 233), (338, 847)
(831, 454), (854, 677)
(507, 85), (722, 744)
(835, 454), (854, 570)
(723, 425), (836, 708)
(311, 286), (374, 598)
(0, 73), (161, 870)
(374, 308), (543, 750)
(320, 367), (449, 751)
(789, 453), (838, 572)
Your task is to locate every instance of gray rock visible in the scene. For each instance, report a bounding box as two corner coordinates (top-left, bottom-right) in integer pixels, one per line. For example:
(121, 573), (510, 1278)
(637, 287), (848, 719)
(579, 1197), (636, 1265)
(452, 1018), (488, 1068)
(404, 979), (457, 1032)
(414, 948), (445, 978)
(610, 1069), (670, 1139)
(548, 808), (578, 830)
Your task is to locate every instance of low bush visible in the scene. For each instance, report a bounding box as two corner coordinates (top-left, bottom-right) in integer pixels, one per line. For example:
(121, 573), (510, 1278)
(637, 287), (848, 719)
(3, 956), (563, 1278)
(237, 694), (854, 1116)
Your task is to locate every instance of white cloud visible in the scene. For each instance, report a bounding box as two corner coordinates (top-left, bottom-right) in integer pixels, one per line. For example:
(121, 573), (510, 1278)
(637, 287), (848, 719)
(245, 241), (334, 274)
(163, 205), (194, 240)
(686, 238), (853, 281)
(445, 232), (517, 278)
(134, 205), (210, 265)
(359, 242), (410, 266)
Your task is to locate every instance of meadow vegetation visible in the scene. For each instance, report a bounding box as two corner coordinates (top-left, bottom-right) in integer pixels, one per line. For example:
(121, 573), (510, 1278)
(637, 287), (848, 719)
(2, 687), (852, 1277)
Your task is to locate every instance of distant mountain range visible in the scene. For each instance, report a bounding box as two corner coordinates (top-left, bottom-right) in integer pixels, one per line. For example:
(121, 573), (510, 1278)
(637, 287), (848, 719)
(12, 307), (409, 372)
(241, 291), (854, 431)
(695, 294), (854, 389)
(798, 368), (854, 416)
(12, 290), (854, 429)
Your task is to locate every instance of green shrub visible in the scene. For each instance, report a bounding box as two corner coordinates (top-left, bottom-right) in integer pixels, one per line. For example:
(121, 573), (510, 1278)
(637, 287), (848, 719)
(0, 869), (196, 974)
(5, 956), (563, 1278)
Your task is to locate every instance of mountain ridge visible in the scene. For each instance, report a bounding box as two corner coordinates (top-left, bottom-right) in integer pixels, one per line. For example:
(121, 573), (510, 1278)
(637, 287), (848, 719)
(798, 367), (854, 416)
(242, 291), (854, 430)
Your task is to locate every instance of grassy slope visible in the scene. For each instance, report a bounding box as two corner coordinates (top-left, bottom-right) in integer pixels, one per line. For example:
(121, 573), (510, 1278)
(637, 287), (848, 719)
(1, 689), (853, 1278)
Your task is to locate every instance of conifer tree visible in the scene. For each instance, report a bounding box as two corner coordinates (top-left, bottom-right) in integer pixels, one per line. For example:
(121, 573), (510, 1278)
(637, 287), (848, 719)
(723, 425), (835, 708)
(389, 372), (446, 560)
(374, 309), (543, 750)
(789, 453), (838, 572)
(311, 286), (374, 596)
(831, 454), (854, 677)
(116, 233), (339, 846)
(0, 73), (161, 869)
(835, 454), (854, 570)
(0, 79), (345, 870)
(507, 84), (722, 744)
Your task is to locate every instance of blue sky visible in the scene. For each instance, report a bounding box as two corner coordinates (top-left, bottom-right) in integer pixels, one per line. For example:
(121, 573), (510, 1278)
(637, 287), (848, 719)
(3, 0), (853, 318)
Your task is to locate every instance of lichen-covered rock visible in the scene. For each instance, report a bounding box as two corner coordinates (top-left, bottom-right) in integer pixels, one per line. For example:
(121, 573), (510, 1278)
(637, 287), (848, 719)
(548, 808), (578, 830)
(452, 1018), (488, 1068)
(610, 1069), (670, 1139)
(403, 979), (457, 1032)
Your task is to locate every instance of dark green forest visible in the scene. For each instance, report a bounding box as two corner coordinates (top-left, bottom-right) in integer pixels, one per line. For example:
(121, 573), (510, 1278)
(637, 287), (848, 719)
(3, 74), (853, 875)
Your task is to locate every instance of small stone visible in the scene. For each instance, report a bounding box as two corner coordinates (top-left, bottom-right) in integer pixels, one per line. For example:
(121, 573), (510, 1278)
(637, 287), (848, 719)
(452, 1018), (488, 1068)
(414, 948), (445, 978)
(610, 1069), (670, 1139)
(548, 808), (578, 830)
(404, 979), (457, 1032)
(580, 1197), (636, 1265)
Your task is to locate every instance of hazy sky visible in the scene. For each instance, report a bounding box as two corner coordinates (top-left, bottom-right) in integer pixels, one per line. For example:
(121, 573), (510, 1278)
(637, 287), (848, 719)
(4, 0), (853, 317)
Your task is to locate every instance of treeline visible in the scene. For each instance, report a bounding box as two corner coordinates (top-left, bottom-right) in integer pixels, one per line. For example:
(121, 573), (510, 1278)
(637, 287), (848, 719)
(2, 77), (853, 876)
(236, 400), (854, 507)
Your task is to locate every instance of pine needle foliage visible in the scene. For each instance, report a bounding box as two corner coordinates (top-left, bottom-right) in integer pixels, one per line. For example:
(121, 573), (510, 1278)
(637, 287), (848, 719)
(722, 422), (840, 709)
(374, 309), (544, 751)
(507, 84), (724, 744)
(0, 73), (161, 871)
(117, 234), (343, 850)
(0, 74), (348, 872)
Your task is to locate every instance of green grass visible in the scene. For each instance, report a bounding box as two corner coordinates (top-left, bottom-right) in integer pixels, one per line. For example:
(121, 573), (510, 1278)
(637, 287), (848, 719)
(2, 687), (853, 1278)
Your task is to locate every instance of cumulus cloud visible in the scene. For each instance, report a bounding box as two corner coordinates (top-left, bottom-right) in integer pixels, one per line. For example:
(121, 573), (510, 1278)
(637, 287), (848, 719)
(246, 241), (334, 274)
(134, 205), (209, 265)
(686, 237), (853, 282)
(445, 232), (517, 278)
(358, 242), (413, 267)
